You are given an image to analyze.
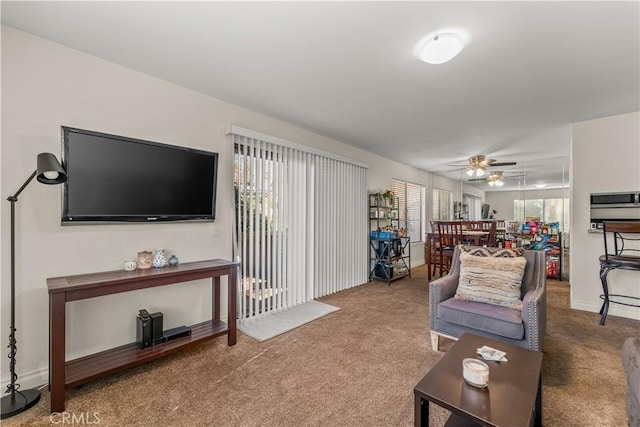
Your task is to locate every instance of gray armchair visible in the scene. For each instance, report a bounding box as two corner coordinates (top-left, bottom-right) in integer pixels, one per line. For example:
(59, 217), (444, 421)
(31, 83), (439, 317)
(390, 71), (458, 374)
(429, 245), (546, 351)
(623, 337), (640, 427)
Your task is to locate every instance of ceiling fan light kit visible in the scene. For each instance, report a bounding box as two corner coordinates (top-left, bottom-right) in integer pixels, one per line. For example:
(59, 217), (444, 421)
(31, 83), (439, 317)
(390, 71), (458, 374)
(459, 155), (519, 186)
(465, 155), (489, 177)
(467, 169), (524, 187)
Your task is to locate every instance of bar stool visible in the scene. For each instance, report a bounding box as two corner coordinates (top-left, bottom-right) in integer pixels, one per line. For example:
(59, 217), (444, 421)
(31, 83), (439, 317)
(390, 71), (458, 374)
(598, 221), (640, 325)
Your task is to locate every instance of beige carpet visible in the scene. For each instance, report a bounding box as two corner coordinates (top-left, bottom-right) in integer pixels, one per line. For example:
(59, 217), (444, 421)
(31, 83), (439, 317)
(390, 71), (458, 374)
(3, 264), (638, 426)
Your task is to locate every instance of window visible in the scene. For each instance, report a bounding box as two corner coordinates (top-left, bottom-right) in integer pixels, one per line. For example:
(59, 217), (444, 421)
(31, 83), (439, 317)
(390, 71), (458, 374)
(463, 194), (481, 220)
(432, 188), (452, 221)
(514, 198), (570, 231)
(393, 180), (425, 243)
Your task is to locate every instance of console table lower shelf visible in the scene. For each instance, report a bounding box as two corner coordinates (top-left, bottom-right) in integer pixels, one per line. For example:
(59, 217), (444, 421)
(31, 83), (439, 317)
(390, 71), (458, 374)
(64, 320), (228, 387)
(48, 259), (238, 413)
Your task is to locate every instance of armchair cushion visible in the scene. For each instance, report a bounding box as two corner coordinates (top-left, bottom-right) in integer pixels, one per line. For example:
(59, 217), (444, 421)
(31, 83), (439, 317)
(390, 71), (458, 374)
(439, 298), (524, 340)
(455, 252), (526, 310)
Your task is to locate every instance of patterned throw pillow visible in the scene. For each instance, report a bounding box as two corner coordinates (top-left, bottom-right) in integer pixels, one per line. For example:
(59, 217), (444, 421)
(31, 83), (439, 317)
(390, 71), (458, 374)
(455, 252), (526, 310)
(459, 245), (524, 258)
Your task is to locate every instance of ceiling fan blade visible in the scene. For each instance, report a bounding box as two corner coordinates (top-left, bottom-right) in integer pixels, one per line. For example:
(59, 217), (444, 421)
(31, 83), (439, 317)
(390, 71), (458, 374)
(468, 178), (487, 182)
(487, 161), (517, 167)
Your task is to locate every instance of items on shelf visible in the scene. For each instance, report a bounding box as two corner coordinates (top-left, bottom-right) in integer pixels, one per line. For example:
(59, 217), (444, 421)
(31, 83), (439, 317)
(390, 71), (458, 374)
(502, 220), (563, 280)
(370, 228), (407, 238)
(454, 201), (469, 220)
(368, 192), (411, 284)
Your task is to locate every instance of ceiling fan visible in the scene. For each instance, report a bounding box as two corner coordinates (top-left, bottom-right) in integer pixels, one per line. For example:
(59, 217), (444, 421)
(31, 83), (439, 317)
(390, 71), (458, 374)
(459, 155), (518, 177)
(468, 170), (525, 187)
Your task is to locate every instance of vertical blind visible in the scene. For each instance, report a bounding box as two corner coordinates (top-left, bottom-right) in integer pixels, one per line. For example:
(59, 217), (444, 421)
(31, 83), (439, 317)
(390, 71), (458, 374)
(315, 156), (369, 297)
(232, 128), (368, 320)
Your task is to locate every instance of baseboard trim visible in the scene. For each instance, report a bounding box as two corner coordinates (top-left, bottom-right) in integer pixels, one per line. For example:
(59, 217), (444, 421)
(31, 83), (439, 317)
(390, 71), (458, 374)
(1, 367), (48, 392)
(571, 301), (640, 321)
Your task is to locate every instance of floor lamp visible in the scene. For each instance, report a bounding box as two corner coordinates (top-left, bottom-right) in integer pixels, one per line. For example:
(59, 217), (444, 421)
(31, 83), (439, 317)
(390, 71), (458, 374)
(1, 153), (66, 419)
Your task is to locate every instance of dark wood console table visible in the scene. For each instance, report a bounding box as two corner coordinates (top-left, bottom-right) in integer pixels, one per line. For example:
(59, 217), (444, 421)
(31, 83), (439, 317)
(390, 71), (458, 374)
(47, 259), (238, 413)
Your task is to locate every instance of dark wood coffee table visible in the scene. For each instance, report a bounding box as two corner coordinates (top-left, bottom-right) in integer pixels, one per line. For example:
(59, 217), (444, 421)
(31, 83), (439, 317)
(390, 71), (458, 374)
(414, 333), (543, 426)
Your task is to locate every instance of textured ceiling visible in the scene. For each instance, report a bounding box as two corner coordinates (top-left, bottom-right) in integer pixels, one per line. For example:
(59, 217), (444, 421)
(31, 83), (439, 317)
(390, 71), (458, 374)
(2, 1), (638, 191)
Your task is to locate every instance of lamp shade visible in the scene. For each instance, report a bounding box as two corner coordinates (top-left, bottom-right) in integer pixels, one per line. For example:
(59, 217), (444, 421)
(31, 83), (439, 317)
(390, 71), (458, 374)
(36, 153), (66, 184)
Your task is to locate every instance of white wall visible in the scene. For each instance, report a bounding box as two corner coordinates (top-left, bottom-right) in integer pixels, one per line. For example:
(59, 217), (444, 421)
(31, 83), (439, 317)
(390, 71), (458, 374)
(1, 26), (462, 387)
(432, 174), (484, 201)
(571, 111), (640, 321)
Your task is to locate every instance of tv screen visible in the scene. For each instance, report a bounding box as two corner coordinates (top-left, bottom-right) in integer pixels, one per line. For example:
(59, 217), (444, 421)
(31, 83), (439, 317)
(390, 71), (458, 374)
(481, 203), (490, 219)
(61, 127), (218, 224)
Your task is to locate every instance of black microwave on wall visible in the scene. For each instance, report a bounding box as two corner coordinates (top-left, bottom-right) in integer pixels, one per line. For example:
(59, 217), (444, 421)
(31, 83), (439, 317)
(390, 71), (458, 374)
(590, 192), (639, 207)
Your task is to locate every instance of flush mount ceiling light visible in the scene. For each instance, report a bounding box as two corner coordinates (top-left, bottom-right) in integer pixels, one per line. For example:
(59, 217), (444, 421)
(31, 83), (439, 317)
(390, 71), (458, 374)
(418, 33), (464, 64)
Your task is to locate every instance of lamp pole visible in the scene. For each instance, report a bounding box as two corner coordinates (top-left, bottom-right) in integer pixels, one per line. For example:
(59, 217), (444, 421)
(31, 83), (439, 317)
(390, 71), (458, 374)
(2, 154), (66, 419)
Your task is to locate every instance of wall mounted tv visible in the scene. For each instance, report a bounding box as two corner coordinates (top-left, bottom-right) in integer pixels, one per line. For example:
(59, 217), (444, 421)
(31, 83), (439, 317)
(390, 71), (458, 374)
(62, 127), (218, 224)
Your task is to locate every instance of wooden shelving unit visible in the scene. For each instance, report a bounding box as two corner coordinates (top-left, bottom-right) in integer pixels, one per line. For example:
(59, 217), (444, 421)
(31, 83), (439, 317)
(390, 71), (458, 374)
(369, 193), (411, 284)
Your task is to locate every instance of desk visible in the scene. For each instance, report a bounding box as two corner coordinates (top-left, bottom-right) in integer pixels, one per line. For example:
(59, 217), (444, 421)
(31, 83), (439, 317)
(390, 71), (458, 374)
(47, 259), (238, 413)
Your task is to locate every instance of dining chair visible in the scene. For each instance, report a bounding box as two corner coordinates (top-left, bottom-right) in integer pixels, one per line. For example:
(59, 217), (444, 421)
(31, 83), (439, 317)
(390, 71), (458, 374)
(495, 219), (506, 243)
(426, 233), (440, 279)
(486, 221), (498, 247)
(436, 221), (465, 275)
(427, 222), (443, 279)
(479, 220), (498, 247)
(468, 221), (483, 231)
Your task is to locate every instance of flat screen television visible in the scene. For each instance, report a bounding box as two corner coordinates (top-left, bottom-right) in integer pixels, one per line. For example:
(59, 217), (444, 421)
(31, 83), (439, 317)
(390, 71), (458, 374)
(61, 126), (218, 224)
(481, 203), (490, 219)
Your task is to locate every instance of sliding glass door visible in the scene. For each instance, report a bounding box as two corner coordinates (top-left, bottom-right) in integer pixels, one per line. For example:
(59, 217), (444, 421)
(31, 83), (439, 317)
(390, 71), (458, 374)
(232, 129), (368, 320)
